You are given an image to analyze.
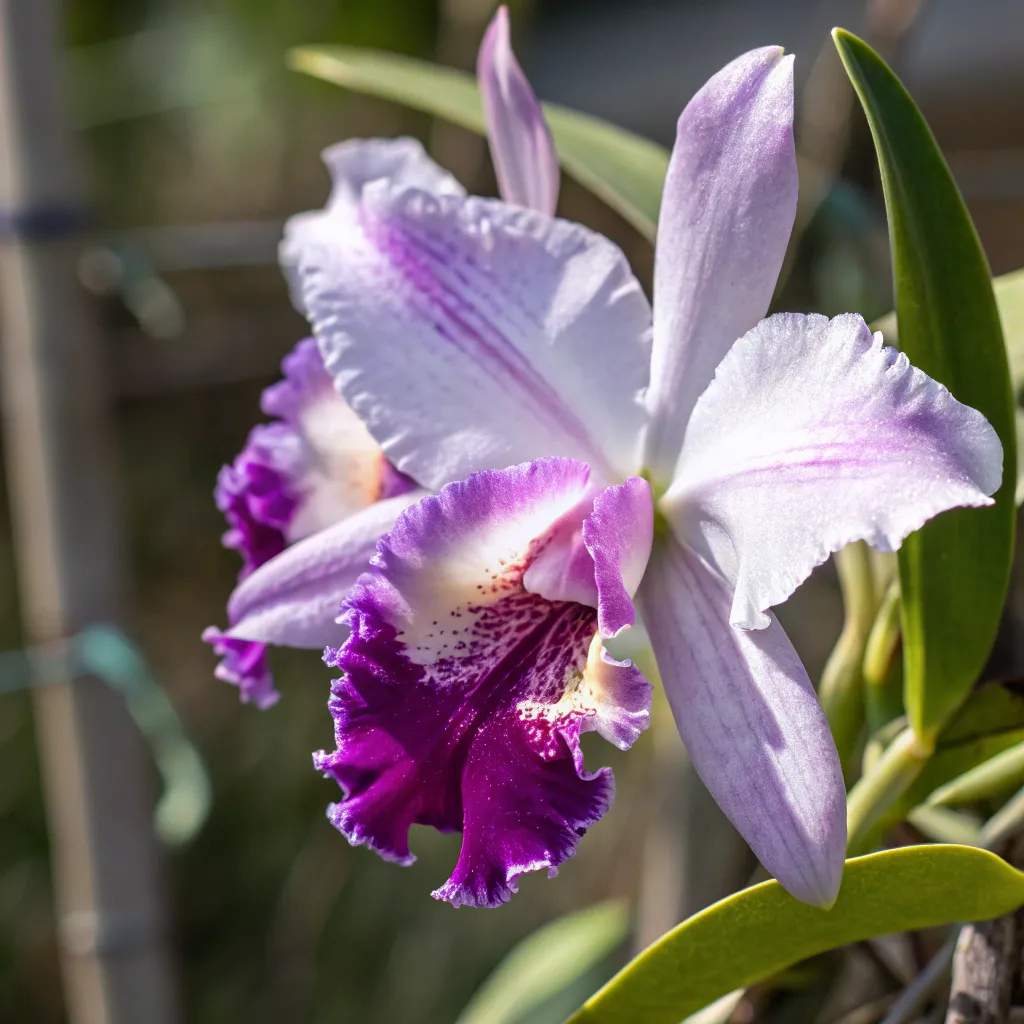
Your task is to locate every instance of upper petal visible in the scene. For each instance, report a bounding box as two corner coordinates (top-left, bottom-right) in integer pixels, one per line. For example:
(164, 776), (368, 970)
(313, 459), (652, 906)
(663, 312), (1003, 629)
(638, 538), (846, 907)
(280, 137), (464, 307)
(644, 47), (797, 481)
(296, 186), (652, 490)
(477, 6), (560, 215)
(225, 494), (421, 649)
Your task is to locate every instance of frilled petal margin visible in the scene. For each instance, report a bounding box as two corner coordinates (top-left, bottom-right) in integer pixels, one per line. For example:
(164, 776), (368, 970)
(313, 459), (652, 907)
(638, 537), (846, 907)
(280, 136), (465, 308)
(215, 425), (299, 576)
(201, 632), (279, 710)
(477, 6), (559, 216)
(664, 313), (1003, 630)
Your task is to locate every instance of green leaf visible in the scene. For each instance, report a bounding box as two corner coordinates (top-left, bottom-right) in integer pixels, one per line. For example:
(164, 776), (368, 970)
(834, 30), (1016, 741)
(871, 683), (1024, 833)
(941, 681), (1024, 742)
(906, 804), (981, 845)
(996, 268), (1024, 394)
(287, 45), (669, 241)
(456, 900), (628, 1024)
(568, 846), (1024, 1024)
(929, 739), (1024, 807)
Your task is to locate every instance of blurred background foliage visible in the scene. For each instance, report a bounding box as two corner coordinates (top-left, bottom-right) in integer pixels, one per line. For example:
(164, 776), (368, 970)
(1, 1), (1023, 1021)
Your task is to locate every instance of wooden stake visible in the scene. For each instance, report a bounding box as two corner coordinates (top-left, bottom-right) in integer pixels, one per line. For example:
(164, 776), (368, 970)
(0, 2), (180, 1021)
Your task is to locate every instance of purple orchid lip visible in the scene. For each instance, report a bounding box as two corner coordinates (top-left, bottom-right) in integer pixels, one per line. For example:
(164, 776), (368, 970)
(314, 459), (652, 907)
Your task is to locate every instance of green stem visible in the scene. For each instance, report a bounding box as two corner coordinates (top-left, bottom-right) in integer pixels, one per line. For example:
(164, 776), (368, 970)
(862, 579), (902, 733)
(847, 726), (933, 854)
(819, 542), (878, 778)
(979, 784), (1024, 849)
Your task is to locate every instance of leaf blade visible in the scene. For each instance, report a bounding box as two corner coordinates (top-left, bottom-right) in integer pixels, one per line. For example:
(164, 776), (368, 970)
(287, 45), (669, 240)
(569, 846), (1024, 1024)
(456, 900), (629, 1024)
(834, 30), (1016, 740)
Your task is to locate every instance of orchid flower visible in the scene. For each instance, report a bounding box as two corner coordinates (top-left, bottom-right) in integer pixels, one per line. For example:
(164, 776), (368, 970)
(203, 12), (565, 706)
(202, 336), (419, 707)
(290, 42), (1002, 909)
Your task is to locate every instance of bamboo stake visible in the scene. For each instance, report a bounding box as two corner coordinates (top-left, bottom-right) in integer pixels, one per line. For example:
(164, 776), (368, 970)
(0, 2), (179, 1021)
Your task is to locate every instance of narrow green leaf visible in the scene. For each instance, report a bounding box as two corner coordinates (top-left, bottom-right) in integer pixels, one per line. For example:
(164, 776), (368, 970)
(568, 846), (1024, 1024)
(941, 682), (1024, 743)
(872, 683), (1024, 832)
(287, 46), (669, 240)
(834, 30), (1016, 741)
(995, 268), (1024, 392)
(905, 805), (981, 846)
(930, 739), (1024, 807)
(456, 900), (628, 1024)
(996, 269), (1024, 504)
(981, 785), (1024, 848)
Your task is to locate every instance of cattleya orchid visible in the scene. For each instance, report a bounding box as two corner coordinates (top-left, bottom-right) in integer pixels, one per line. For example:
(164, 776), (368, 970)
(211, 10), (1002, 909)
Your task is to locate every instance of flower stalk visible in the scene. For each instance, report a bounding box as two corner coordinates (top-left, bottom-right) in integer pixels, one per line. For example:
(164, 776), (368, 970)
(847, 726), (934, 855)
(818, 541), (878, 779)
(862, 578), (903, 733)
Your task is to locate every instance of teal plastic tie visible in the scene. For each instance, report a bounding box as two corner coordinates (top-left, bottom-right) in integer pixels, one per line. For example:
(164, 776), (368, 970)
(0, 624), (211, 846)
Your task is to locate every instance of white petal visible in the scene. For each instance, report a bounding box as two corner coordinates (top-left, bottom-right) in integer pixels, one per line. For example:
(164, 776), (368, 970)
(227, 494), (421, 647)
(644, 47), (797, 481)
(477, 6), (560, 214)
(297, 186), (652, 490)
(280, 137), (464, 309)
(638, 538), (846, 907)
(664, 313), (1003, 629)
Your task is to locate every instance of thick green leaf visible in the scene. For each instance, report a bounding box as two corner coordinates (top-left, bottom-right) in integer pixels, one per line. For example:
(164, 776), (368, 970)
(456, 900), (628, 1024)
(568, 846), (1024, 1024)
(835, 30), (1016, 741)
(288, 46), (669, 240)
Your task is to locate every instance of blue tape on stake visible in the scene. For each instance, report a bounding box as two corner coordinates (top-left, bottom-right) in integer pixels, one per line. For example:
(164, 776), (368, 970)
(0, 203), (90, 241)
(0, 625), (211, 845)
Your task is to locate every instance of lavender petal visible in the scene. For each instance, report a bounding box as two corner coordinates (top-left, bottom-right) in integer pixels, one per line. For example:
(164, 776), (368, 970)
(477, 6), (560, 215)
(639, 537), (846, 907)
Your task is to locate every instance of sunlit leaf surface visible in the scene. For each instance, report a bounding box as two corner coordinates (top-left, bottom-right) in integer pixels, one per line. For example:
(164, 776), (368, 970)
(568, 847), (1024, 1024)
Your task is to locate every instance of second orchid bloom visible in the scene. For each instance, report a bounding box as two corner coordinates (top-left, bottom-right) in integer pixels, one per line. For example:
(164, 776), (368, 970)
(208, 9), (1002, 909)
